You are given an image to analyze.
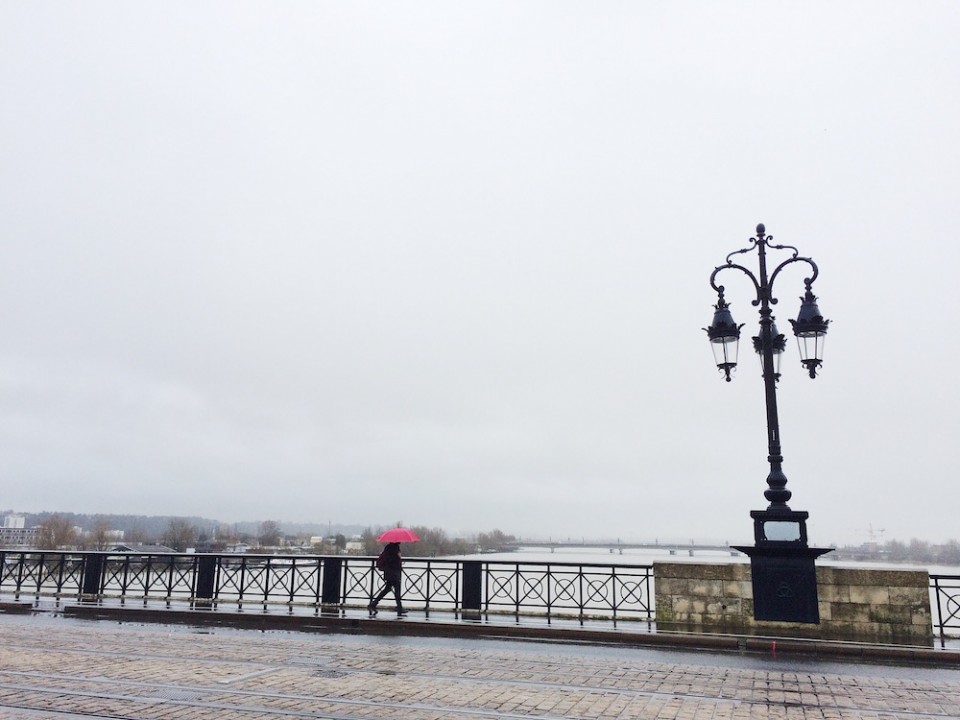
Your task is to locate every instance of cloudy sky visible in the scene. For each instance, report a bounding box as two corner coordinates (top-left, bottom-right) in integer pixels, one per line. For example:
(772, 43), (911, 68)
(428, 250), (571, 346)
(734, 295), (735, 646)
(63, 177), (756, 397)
(1, 2), (958, 547)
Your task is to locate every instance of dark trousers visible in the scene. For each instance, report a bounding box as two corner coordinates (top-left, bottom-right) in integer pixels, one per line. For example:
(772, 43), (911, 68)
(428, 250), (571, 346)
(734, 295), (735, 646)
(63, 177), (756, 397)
(372, 573), (403, 609)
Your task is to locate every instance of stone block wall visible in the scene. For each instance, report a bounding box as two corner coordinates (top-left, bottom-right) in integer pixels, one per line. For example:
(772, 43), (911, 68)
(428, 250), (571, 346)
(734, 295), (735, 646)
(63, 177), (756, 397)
(654, 562), (933, 645)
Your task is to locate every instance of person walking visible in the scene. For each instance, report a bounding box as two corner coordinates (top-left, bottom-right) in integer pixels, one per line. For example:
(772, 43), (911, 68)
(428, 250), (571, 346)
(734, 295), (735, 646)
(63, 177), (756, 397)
(369, 542), (407, 616)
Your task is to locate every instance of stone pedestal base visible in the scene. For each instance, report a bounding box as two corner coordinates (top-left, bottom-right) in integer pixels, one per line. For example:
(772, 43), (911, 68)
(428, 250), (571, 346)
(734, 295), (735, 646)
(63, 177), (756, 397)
(654, 562), (934, 645)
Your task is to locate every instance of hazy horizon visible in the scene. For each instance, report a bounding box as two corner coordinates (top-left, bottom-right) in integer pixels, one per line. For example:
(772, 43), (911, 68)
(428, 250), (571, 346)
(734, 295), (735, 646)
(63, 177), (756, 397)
(7, 507), (955, 549)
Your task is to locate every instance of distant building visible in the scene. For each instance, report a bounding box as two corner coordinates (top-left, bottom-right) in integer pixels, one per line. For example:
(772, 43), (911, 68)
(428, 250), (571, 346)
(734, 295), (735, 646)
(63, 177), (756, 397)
(3, 515), (26, 529)
(0, 515), (38, 548)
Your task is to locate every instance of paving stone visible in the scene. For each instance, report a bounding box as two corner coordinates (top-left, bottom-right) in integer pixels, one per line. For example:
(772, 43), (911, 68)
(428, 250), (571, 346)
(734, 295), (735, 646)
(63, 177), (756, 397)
(0, 614), (957, 719)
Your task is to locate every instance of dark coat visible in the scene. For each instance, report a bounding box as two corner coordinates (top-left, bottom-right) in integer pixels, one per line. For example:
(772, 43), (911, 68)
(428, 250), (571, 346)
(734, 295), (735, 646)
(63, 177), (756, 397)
(380, 542), (402, 580)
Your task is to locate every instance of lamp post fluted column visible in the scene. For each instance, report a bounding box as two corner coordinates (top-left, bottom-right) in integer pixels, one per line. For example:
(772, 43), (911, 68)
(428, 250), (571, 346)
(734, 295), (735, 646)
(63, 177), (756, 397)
(755, 230), (790, 509)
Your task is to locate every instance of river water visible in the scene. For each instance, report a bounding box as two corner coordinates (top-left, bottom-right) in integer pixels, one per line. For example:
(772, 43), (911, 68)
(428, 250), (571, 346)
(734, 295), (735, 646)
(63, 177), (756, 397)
(448, 545), (960, 577)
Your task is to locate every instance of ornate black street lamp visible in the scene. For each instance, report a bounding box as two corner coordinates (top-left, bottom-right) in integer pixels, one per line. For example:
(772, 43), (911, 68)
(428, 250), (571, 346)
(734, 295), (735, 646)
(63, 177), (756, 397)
(704, 223), (832, 623)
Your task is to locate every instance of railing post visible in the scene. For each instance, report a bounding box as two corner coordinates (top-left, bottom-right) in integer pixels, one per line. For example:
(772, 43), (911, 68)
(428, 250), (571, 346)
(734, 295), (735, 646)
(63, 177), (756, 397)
(143, 556), (154, 603)
(424, 560), (432, 616)
(56, 553), (67, 597)
(195, 555), (217, 604)
(35, 553), (47, 594)
(461, 560), (482, 620)
(119, 555), (130, 602)
(15, 553), (26, 598)
(321, 557), (343, 607)
(165, 556), (176, 602)
(933, 577), (942, 648)
(81, 553), (105, 599)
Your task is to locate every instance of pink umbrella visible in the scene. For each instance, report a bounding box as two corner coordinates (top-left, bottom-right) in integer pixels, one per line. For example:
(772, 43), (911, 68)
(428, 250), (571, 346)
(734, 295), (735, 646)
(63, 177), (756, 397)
(377, 528), (420, 543)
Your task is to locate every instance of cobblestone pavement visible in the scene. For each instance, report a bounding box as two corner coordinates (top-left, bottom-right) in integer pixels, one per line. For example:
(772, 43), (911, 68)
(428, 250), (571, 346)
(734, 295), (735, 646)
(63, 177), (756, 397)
(0, 614), (958, 720)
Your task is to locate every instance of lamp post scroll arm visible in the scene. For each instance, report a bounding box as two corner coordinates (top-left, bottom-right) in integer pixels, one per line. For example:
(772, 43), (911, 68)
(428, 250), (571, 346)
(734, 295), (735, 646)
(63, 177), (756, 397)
(709, 262), (762, 306)
(724, 237), (759, 266)
(767, 256), (820, 304)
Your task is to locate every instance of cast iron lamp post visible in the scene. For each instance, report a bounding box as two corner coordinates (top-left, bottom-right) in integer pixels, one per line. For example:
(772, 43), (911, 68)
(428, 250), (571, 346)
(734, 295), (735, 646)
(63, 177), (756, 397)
(704, 223), (832, 623)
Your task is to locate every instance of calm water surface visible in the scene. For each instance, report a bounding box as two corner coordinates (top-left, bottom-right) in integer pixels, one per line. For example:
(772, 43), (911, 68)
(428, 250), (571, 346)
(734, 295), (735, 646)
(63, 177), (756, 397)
(447, 546), (960, 576)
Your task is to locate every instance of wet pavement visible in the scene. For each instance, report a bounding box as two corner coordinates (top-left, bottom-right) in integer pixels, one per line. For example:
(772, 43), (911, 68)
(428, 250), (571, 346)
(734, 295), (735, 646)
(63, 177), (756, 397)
(1, 611), (959, 719)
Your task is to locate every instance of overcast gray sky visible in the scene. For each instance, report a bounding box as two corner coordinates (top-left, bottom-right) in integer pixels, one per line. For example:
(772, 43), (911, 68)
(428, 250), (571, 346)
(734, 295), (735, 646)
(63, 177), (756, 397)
(1, 2), (958, 547)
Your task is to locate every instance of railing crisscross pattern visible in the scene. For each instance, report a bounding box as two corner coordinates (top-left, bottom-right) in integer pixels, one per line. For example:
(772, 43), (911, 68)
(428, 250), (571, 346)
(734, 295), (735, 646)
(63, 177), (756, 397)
(0, 550), (952, 641)
(933, 574), (960, 647)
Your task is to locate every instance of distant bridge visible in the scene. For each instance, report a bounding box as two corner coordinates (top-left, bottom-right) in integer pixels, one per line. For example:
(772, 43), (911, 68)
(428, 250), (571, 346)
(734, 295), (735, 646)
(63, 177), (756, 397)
(507, 541), (744, 557)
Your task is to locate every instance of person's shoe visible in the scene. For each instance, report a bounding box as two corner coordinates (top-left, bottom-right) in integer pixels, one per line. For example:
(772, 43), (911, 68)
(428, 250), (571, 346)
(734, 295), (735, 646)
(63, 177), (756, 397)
(396, 608), (408, 616)
(367, 604), (378, 617)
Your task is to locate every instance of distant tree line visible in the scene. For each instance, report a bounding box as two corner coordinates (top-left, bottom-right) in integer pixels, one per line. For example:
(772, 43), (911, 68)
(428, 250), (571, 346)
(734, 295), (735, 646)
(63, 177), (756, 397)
(6, 511), (365, 552)
(18, 511), (517, 556)
(835, 538), (960, 566)
(19, 510), (957, 565)
(20, 511), (219, 550)
(358, 525), (516, 556)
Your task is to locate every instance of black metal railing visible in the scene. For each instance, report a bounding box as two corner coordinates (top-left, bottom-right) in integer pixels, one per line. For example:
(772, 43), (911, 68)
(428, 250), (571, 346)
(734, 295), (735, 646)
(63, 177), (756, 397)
(932, 574), (960, 648)
(0, 551), (654, 623)
(480, 561), (651, 620)
(3, 551), (956, 639)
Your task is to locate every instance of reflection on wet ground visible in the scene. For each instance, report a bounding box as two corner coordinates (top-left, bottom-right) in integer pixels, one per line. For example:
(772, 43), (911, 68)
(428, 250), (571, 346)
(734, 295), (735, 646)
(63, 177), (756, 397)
(0, 612), (958, 719)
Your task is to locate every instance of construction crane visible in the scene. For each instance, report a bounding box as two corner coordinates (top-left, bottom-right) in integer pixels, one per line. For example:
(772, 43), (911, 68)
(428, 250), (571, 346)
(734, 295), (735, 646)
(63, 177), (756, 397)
(856, 524), (886, 546)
